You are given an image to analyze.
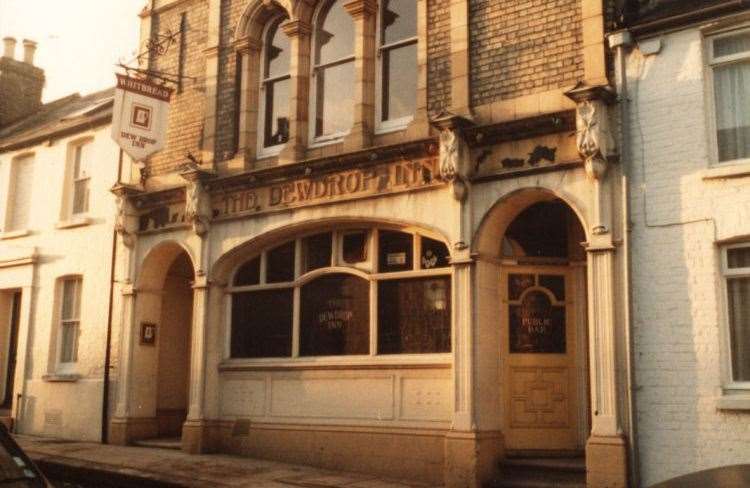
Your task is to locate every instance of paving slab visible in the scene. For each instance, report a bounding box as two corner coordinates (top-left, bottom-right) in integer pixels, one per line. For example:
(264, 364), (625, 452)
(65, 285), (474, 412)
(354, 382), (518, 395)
(13, 435), (439, 488)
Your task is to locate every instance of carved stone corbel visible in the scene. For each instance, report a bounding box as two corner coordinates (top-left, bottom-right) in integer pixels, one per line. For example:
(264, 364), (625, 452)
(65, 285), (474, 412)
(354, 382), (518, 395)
(431, 112), (475, 202)
(180, 164), (216, 237)
(110, 184), (144, 249)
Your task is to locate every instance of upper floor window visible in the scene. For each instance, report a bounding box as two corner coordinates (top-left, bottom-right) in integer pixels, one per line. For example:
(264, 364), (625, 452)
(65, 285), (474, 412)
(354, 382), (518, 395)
(723, 244), (750, 385)
(5, 154), (34, 232)
(311, 0), (355, 142)
(259, 16), (291, 156)
(378, 0), (417, 131)
(710, 29), (750, 163)
(70, 142), (91, 216)
(229, 227), (452, 360)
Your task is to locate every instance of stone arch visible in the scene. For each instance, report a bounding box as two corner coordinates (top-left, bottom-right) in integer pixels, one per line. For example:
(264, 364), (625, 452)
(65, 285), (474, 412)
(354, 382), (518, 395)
(473, 186), (590, 258)
(136, 240), (196, 291)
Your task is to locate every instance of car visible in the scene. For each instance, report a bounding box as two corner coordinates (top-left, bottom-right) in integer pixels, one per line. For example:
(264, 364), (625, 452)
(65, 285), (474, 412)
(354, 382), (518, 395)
(0, 423), (51, 487)
(650, 465), (750, 488)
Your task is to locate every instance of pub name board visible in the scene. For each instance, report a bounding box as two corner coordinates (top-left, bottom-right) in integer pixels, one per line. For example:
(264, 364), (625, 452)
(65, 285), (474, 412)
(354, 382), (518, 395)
(138, 157), (443, 232)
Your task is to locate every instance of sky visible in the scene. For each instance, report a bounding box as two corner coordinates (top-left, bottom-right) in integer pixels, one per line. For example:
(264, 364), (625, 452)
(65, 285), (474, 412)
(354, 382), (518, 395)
(0, 0), (144, 102)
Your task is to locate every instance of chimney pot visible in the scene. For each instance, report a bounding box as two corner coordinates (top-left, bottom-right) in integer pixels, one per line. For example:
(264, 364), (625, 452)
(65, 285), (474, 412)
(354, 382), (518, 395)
(22, 39), (37, 65)
(2, 37), (16, 59)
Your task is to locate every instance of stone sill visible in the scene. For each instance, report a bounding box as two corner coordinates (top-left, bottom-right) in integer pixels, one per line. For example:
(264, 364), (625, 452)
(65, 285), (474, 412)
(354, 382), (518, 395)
(0, 229), (30, 240)
(219, 355), (452, 373)
(42, 373), (80, 383)
(55, 217), (92, 230)
(716, 394), (750, 411)
(702, 160), (750, 180)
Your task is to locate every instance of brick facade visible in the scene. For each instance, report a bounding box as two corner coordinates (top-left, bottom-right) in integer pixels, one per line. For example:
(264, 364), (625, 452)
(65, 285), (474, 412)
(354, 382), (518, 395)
(148, 0), (209, 176)
(0, 57), (44, 128)
(469, 0), (584, 107)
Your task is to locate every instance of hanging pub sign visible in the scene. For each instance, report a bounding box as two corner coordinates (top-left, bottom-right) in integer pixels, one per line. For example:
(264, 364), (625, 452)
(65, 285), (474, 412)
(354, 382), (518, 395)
(111, 74), (173, 161)
(509, 290), (566, 353)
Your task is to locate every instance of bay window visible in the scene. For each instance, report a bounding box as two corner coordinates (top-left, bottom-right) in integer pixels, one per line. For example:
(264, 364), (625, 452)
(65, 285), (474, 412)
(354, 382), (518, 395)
(710, 28), (750, 163)
(228, 227), (452, 360)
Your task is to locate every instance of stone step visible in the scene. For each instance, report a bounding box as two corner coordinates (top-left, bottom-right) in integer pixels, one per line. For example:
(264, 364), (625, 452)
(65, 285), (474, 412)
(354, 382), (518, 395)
(485, 457), (587, 488)
(132, 437), (181, 450)
(503, 457), (586, 473)
(0, 410), (12, 431)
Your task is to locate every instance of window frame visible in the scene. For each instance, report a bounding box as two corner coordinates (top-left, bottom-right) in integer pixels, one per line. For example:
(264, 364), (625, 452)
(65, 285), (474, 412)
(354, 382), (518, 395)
(308, 0), (356, 147)
(257, 14), (291, 159)
(375, 1), (418, 134)
(56, 276), (82, 372)
(705, 25), (750, 167)
(721, 242), (750, 390)
(3, 153), (35, 234)
(70, 142), (91, 216)
(224, 227), (453, 366)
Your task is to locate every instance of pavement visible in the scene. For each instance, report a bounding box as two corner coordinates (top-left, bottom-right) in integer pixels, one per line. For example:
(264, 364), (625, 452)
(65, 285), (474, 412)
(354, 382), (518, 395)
(14, 435), (438, 488)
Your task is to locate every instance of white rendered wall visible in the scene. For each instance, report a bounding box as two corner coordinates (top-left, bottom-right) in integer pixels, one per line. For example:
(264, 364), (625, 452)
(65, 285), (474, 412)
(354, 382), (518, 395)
(0, 124), (121, 441)
(624, 27), (750, 486)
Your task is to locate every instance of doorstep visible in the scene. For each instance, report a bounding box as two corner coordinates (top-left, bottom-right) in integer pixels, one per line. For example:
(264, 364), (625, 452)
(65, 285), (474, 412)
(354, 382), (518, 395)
(14, 434), (436, 488)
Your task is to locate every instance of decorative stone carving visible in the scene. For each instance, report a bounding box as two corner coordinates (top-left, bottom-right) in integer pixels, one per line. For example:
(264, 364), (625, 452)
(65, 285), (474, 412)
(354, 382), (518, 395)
(432, 113), (475, 202)
(111, 184), (143, 249)
(180, 165), (216, 237)
(565, 83), (616, 182)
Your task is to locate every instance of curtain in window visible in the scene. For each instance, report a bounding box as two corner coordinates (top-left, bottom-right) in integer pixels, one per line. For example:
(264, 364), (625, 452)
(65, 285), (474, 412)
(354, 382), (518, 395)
(728, 277), (750, 381)
(714, 60), (750, 162)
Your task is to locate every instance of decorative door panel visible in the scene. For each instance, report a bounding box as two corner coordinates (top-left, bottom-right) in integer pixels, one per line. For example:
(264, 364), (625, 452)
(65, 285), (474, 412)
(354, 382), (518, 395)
(502, 268), (579, 451)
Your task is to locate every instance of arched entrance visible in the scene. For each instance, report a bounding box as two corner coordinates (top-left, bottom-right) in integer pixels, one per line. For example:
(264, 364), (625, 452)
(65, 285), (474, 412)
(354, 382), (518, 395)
(125, 242), (195, 444)
(499, 199), (589, 453)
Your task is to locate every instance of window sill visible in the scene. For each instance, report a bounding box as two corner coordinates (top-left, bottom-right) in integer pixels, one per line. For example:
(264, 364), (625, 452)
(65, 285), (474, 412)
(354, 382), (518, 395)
(219, 354), (453, 372)
(56, 217), (92, 230)
(702, 160), (750, 180)
(0, 229), (30, 240)
(42, 373), (80, 383)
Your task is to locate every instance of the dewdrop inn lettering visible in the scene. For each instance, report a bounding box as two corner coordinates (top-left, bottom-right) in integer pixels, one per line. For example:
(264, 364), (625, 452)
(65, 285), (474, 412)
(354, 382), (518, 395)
(213, 158), (441, 218)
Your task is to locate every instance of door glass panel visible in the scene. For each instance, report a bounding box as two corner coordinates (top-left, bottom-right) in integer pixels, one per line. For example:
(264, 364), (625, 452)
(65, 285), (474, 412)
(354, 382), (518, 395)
(509, 290), (566, 353)
(508, 274), (535, 301)
(539, 275), (566, 301)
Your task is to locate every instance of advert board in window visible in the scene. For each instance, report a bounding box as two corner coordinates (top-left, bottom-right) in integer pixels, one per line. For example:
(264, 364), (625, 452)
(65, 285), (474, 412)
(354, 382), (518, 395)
(111, 74), (173, 161)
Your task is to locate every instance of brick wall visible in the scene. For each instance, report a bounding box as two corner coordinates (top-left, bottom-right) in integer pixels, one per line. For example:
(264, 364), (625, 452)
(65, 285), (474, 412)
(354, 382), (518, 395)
(0, 58), (44, 128)
(469, 0), (584, 107)
(148, 0), (209, 176)
(427, 0), (451, 115)
(627, 27), (750, 486)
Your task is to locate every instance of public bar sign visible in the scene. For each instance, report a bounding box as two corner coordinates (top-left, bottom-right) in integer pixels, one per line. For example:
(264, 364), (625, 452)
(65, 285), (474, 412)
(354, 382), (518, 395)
(111, 74), (173, 161)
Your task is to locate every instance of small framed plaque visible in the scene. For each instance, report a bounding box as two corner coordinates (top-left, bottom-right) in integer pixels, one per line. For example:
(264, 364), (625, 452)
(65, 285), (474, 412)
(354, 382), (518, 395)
(140, 322), (157, 345)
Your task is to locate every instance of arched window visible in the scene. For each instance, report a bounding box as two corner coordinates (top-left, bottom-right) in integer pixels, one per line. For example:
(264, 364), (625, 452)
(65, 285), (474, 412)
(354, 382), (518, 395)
(311, 0), (355, 143)
(377, 0), (418, 131)
(228, 227), (452, 359)
(258, 16), (291, 156)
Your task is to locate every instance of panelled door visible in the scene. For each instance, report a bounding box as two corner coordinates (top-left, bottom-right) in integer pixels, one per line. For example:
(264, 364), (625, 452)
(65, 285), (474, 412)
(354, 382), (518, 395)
(501, 267), (579, 451)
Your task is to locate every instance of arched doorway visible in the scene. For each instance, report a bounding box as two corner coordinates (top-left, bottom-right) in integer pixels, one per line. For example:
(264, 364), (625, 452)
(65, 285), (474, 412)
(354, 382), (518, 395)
(155, 252), (194, 439)
(499, 199), (589, 453)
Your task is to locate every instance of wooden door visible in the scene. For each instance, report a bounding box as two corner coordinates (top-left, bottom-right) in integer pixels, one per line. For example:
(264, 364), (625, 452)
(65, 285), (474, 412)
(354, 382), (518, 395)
(501, 267), (579, 451)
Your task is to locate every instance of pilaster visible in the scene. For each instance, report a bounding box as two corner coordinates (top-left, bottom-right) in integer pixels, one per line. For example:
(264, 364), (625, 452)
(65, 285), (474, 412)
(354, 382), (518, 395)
(342, 0), (377, 152)
(234, 37), (263, 167)
(278, 20), (313, 164)
(448, 0), (471, 117)
(200, 0), (223, 168)
(405, 0), (431, 140)
(183, 275), (211, 454)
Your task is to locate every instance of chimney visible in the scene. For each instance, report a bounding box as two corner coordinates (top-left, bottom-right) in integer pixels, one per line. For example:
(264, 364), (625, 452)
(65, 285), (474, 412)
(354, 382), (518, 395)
(2, 37), (15, 58)
(22, 39), (37, 65)
(0, 37), (45, 128)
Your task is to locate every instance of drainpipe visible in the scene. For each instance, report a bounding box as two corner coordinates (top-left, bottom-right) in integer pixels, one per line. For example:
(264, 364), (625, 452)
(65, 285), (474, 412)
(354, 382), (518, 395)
(608, 29), (639, 488)
(101, 148), (124, 444)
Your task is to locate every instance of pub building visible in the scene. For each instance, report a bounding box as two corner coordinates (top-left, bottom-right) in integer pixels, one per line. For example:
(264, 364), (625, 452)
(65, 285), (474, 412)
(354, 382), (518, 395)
(108, 0), (631, 487)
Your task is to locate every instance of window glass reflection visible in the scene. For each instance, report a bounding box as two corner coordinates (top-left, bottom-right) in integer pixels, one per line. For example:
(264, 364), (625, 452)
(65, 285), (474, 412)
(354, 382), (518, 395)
(316, 0), (354, 64)
(381, 0), (417, 45)
(382, 43), (417, 122)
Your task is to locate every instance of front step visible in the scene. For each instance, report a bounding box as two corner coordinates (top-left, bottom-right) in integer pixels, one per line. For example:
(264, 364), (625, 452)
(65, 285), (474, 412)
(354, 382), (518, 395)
(132, 437), (181, 450)
(0, 409), (12, 431)
(486, 456), (586, 488)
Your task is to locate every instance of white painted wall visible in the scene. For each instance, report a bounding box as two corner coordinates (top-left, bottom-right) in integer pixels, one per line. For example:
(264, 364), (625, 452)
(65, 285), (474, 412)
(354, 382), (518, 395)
(0, 123), (122, 441)
(624, 26), (750, 486)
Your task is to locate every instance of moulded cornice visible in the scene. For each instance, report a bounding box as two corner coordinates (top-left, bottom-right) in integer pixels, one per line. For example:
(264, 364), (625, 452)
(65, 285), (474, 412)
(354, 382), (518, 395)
(281, 19), (312, 37)
(343, 0), (378, 19)
(234, 36), (263, 54)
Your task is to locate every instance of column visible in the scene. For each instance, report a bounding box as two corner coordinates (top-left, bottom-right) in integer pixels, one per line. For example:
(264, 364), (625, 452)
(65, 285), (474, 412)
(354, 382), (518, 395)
(109, 284), (137, 445)
(343, 0), (377, 152)
(278, 20), (312, 164)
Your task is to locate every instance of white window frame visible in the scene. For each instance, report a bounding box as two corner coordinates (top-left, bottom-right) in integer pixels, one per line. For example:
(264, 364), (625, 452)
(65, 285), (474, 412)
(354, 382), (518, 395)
(69, 141), (91, 217)
(257, 15), (291, 159)
(223, 226), (453, 368)
(308, 0), (355, 148)
(56, 276), (82, 372)
(706, 25), (750, 167)
(375, 2), (417, 135)
(720, 243), (750, 391)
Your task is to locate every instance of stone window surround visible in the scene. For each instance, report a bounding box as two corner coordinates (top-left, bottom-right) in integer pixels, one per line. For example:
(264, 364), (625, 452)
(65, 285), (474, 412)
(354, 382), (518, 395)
(232, 0), (429, 169)
(222, 225), (453, 369)
(703, 22), (750, 168)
